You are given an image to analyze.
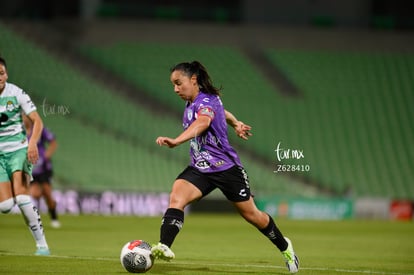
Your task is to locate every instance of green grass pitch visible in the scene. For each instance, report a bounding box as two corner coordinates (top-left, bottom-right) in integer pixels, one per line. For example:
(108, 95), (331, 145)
(0, 213), (413, 275)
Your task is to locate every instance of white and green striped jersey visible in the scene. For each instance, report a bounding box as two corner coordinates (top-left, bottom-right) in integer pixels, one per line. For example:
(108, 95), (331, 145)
(0, 82), (37, 153)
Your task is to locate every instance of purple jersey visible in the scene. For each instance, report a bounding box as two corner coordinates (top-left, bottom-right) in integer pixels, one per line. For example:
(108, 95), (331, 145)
(29, 128), (55, 176)
(183, 91), (242, 173)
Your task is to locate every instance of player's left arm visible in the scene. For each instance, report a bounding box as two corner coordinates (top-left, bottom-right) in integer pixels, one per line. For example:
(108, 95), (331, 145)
(224, 109), (252, 140)
(26, 111), (43, 164)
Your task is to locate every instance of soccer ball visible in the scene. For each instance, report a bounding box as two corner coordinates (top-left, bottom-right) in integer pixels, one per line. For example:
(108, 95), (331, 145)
(120, 240), (154, 273)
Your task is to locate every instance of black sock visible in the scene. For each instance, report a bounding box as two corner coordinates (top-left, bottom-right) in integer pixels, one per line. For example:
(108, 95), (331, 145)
(49, 207), (58, 220)
(160, 208), (184, 247)
(259, 215), (288, 251)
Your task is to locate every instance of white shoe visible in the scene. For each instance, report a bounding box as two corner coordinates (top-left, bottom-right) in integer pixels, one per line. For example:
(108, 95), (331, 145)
(35, 246), (50, 256)
(151, 243), (175, 261)
(281, 237), (299, 273)
(51, 220), (61, 228)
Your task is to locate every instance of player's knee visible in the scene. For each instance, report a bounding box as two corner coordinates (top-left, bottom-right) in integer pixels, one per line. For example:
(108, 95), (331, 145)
(0, 198), (15, 214)
(169, 196), (184, 209)
(168, 191), (191, 209)
(30, 185), (42, 199)
(31, 192), (42, 200)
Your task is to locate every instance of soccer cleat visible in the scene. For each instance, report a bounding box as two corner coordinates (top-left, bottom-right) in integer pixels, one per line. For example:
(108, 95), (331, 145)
(151, 243), (175, 261)
(281, 237), (299, 273)
(35, 247), (50, 256)
(51, 220), (61, 229)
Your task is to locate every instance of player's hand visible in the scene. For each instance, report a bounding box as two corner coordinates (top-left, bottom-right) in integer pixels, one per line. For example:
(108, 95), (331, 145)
(234, 121), (252, 140)
(27, 142), (39, 164)
(156, 136), (178, 148)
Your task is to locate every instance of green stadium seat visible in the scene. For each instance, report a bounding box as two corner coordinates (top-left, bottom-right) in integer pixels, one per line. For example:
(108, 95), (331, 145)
(78, 42), (414, 198)
(0, 24), (312, 197)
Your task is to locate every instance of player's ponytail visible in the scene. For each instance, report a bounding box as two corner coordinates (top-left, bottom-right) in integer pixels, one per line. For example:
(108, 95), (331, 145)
(171, 61), (221, 95)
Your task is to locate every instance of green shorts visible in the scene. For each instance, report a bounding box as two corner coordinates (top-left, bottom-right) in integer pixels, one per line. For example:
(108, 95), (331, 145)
(0, 148), (33, 182)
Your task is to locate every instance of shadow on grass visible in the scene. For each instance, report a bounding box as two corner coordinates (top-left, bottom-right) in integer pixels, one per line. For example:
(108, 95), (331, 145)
(148, 262), (285, 275)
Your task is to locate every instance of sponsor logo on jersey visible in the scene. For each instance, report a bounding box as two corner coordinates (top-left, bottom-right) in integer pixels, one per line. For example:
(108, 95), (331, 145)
(214, 160), (225, 167)
(195, 160), (210, 169)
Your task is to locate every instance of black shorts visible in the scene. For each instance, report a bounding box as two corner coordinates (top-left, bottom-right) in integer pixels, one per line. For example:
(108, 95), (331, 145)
(176, 165), (251, 202)
(32, 170), (53, 184)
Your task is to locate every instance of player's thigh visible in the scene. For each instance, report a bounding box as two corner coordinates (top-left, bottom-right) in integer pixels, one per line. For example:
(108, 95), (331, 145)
(0, 181), (13, 201)
(41, 182), (53, 196)
(40, 183), (55, 204)
(0, 155), (12, 198)
(12, 171), (30, 195)
(169, 179), (203, 209)
(9, 148), (32, 176)
(0, 158), (13, 200)
(6, 149), (32, 195)
(212, 166), (251, 202)
(30, 182), (42, 198)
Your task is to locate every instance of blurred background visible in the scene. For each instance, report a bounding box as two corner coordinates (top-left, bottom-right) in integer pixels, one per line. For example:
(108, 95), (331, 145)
(1, 0), (413, 220)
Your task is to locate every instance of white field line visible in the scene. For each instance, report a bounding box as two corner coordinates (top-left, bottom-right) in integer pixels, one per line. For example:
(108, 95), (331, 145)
(0, 252), (412, 275)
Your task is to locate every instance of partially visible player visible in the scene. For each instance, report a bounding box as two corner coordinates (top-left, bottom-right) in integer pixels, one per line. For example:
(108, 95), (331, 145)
(23, 115), (60, 228)
(152, 61), (299, 273)
(0, 57), (50, 255)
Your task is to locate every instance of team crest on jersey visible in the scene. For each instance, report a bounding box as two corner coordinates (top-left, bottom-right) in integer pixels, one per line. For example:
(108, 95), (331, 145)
(5, 101), (17, 112)
(187, 109), (193, 121)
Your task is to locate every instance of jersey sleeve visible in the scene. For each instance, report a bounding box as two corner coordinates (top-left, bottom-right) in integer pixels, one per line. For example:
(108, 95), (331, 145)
(197, 106), (215, 120)
(18, 89), (37, 115)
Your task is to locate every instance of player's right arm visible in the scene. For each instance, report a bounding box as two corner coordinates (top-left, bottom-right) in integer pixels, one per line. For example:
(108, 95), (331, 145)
(156, 115), (211, 148)
(26, 111), (43, 164)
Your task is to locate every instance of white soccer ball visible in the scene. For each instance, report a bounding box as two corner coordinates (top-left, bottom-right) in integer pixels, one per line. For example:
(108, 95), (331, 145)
(120, 240), (154, 273)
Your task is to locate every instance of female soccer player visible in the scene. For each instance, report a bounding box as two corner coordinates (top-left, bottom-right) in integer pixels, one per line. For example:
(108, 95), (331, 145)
(0, 57), (50, 255)
(152, 61), (299, 273)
